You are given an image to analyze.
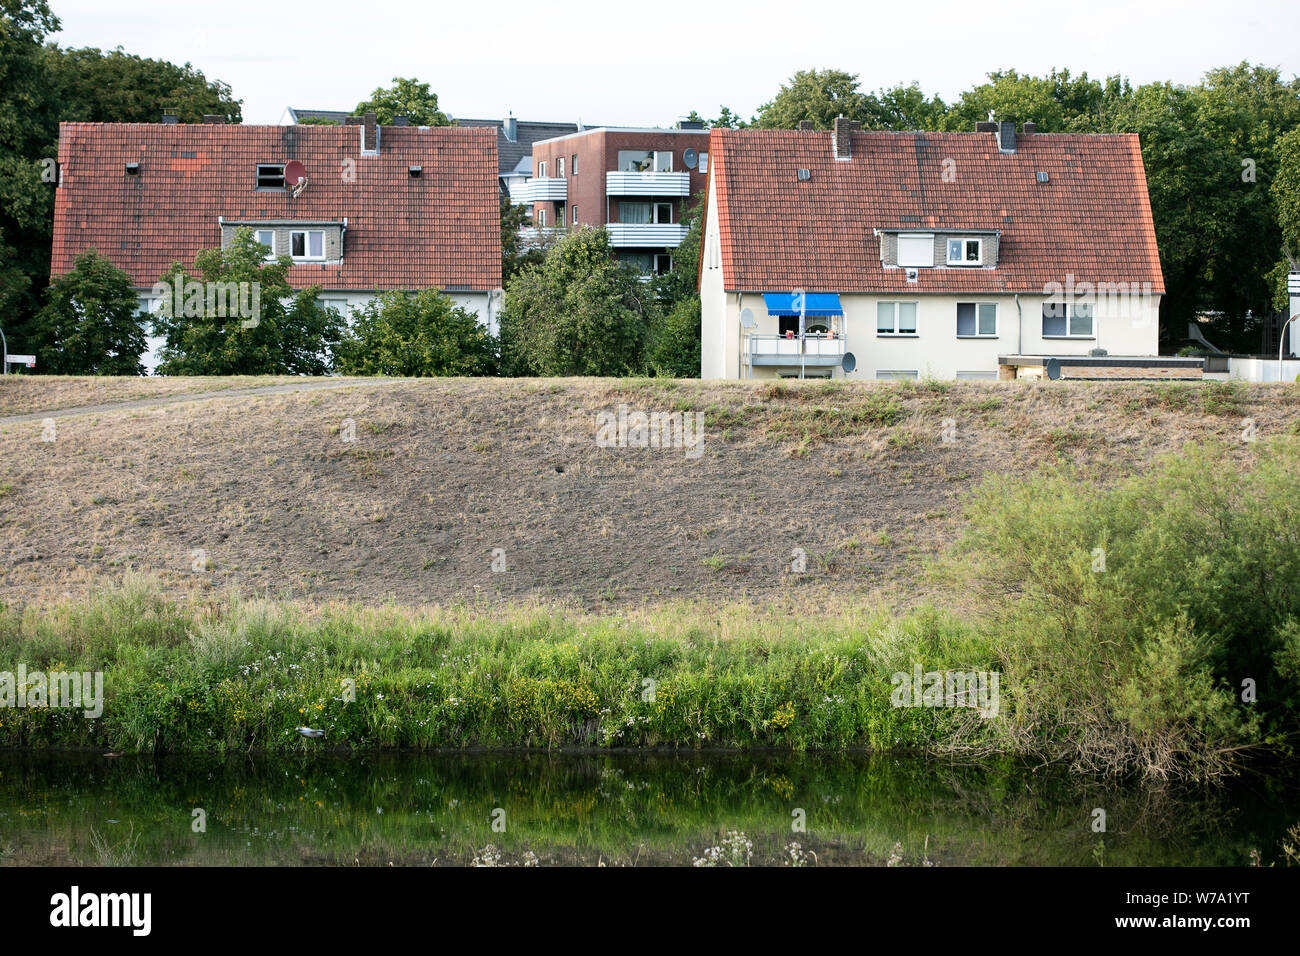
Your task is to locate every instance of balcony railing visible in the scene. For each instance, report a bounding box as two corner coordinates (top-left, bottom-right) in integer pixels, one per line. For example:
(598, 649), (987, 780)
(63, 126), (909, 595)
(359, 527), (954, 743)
(605, 222), (689, 248)
(605, 170), (691, 197)
(513, 177), (567, 202)
(745, 333), (846, 367)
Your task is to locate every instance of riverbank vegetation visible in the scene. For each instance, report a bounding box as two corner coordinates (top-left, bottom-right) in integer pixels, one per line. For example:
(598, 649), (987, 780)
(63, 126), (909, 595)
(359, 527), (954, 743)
(1, 437), (1297, 780)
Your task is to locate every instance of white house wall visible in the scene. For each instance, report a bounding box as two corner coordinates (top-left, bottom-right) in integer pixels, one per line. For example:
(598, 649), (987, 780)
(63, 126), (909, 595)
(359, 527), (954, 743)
(705, 291), (1160, 381)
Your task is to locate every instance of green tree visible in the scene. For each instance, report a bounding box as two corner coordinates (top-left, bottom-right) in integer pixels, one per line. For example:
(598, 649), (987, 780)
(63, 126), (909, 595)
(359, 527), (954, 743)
(501, 198), (552, 282)
(334, 288), (498, 376)
(941, 68), (1108, 132)
(153, 229), (343, 375)
(756, 69), (879, 130)
(499, 228), (658, 376)
(354, 77), (451, 127)
(43, 46), (241, 124)
(647, 296), (701, 378)
(34, 249), (147, 375)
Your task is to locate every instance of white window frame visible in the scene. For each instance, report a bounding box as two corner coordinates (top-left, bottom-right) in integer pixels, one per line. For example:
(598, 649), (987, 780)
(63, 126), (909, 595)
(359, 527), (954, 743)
(571, 153), (578, 175)
(654, 150), (673, 172)
(572, 205), (579, 226)
(956, 370), (998, 381)
(876, 300), (919, 336)
(557, 157), (564, 177)
(1042, 301), (1095, 338)
(654, 253), (673, 275)
(876, 369), (920, 381)
(699, 152), (709, 174)
(654, 202), (672, 224)
(538, 208), (547, 228)
(947, 237), (983, 266)
(538, 160), (547, 178)
(290, 229), (325, 261)
(957, 302), (998, 338)
(255, 229), (276, 260)
(897, 233), (934, 268)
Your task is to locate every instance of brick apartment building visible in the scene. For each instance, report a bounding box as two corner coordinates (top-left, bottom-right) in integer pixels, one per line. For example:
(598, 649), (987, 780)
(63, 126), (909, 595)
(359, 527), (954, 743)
(516, 124), (710, 275)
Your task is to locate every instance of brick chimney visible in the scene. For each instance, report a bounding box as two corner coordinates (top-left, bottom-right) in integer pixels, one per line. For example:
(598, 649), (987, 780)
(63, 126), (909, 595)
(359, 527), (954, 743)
(354, 112), (379, 155)
(975, 121), (996, 132)
(202, 115), (226, 125)
(1021, 121), (1036, 136)
(832, 116), (858, 160)
(798, 120), (814, 131)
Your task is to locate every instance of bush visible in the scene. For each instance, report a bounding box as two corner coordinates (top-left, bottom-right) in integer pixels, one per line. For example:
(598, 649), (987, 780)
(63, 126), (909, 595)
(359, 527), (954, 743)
(942, 437), (1300, 778)
(333, 288), (498, 376)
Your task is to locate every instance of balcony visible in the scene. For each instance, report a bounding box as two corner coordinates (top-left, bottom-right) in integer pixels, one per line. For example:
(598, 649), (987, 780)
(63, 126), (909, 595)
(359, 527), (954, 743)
(513, 177), (567, 202)
(745, 333), (846, 367)
(605, 171), (691, 197)
(605, 223), (689, 248)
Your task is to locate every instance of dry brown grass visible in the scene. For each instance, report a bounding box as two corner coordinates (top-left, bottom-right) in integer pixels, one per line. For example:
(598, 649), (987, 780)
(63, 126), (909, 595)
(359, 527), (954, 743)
(0, 376), (1296, 611)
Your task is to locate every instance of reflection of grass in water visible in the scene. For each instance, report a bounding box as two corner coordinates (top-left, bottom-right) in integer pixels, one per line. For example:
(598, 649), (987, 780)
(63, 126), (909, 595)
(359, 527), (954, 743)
(89, 822), (140, 866)
(0, 752), (1289, 868)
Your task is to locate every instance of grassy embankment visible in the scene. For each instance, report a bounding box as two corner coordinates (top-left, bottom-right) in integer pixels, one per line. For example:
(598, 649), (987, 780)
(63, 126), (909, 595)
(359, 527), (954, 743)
(3, 432), (1298, 779)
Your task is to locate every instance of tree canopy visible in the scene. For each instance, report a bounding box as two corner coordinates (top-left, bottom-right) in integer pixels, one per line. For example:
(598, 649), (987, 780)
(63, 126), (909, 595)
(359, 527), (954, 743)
(354, 77), (451, 127)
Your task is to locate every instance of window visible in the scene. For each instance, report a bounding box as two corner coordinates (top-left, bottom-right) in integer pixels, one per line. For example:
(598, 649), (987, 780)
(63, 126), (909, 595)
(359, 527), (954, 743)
(622, 252), (654, 273)
(538, 208), (547, 227)
(618, 150), (672, 173)
(290, 230), (324, 260)
(876, 369), (919, 381)
(946, 238), (983, 265)
(573, 205), (579, 226)
(654, 202), (672, 224)
(877, 301), (918, 335)
(699, 152), (709, 174)
(654, 253), (672, 275)
(956, 370), (998, 381)
(619, 202), (672, 225)
(557, 157), (565, 177)
(571, 154), (578, 175)
(255, 229), (275, 259)
(1042, 301), (1094, 337)
(897, 234), (934, 268)
(538, 160), (547, 177)
(316, 297), (349, 316)
(256, 164), (285, 189)
(957, 302), (997, 337)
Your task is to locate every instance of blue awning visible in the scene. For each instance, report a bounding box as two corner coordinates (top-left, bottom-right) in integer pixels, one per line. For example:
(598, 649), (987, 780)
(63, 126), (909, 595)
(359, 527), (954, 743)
(763, 292), (843, 316)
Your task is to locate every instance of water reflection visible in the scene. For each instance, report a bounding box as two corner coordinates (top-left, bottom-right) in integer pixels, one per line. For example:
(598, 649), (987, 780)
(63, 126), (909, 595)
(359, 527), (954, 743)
(0, 752), (1292, 866)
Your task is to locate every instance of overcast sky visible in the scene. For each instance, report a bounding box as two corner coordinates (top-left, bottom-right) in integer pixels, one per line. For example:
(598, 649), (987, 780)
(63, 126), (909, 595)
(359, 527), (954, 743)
(47, 0), (1299, 126)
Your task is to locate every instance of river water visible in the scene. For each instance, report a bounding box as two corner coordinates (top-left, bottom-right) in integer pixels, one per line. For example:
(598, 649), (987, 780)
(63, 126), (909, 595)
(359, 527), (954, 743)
(0, 752), (1294, 866)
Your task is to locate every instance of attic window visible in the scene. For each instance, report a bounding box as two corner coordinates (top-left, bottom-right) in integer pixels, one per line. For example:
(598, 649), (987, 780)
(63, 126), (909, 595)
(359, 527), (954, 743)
(256, 164), (285, 189)
(1036, 171), (1050, 183)
(897, 233), (934, 268)
(947, 238), (983, 266)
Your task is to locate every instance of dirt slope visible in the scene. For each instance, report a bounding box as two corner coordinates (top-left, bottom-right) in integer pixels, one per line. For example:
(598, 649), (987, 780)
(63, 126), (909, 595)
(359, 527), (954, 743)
(0, 377), (1295, 610)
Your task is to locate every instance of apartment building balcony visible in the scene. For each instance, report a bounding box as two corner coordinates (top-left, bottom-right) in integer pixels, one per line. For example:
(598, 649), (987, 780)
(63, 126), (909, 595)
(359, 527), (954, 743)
(605, 170), (691, 197)
(744, 332), (846, 367)
(605, 222), (689, 248)
(514, 177), (567, 202)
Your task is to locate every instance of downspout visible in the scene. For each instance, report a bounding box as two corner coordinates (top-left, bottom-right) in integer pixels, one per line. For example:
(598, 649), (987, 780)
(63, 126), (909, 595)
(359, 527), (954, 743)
(1014, 293), (1023, 357)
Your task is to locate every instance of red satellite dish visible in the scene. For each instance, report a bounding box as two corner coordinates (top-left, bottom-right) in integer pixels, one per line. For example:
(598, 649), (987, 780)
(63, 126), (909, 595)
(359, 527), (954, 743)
(284, 160), (307, 186)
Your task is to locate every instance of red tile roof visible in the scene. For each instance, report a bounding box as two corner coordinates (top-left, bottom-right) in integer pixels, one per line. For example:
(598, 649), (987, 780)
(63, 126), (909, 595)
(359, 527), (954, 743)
(52, 123), (502, 291)
(707, 128), (1164, 295)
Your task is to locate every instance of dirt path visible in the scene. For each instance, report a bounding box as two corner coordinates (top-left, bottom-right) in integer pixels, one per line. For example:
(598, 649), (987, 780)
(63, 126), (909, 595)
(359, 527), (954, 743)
(0, 378), (417, 424)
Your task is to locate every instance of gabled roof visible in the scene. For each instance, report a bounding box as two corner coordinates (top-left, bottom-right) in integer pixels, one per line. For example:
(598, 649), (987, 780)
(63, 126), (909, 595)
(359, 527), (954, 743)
(454, 118), (585, 176)
(52, 122), (502, 291)
(707, 128), (1164, 295)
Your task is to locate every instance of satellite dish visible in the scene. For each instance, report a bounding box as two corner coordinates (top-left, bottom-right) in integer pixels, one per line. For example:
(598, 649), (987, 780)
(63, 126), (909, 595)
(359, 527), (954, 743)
(739, 308), (755, 329)
(1045, 357), (1061, 381)
(841, 352), (856, 373)
(284, 160), (307, 186)
(683, 148), (698, 170)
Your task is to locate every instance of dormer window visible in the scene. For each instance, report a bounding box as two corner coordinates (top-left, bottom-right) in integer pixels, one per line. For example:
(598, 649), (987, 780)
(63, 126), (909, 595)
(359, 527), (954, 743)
(255, 229), (275, 260)
(290, 229), (324, 260)
(947, 238), (983, 266)
(256, 164), (285, 189)
(897, 233), (934, 267)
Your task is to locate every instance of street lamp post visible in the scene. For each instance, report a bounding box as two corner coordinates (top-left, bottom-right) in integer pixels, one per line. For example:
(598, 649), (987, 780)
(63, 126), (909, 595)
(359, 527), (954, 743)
(1281, 314), (1299, 384)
